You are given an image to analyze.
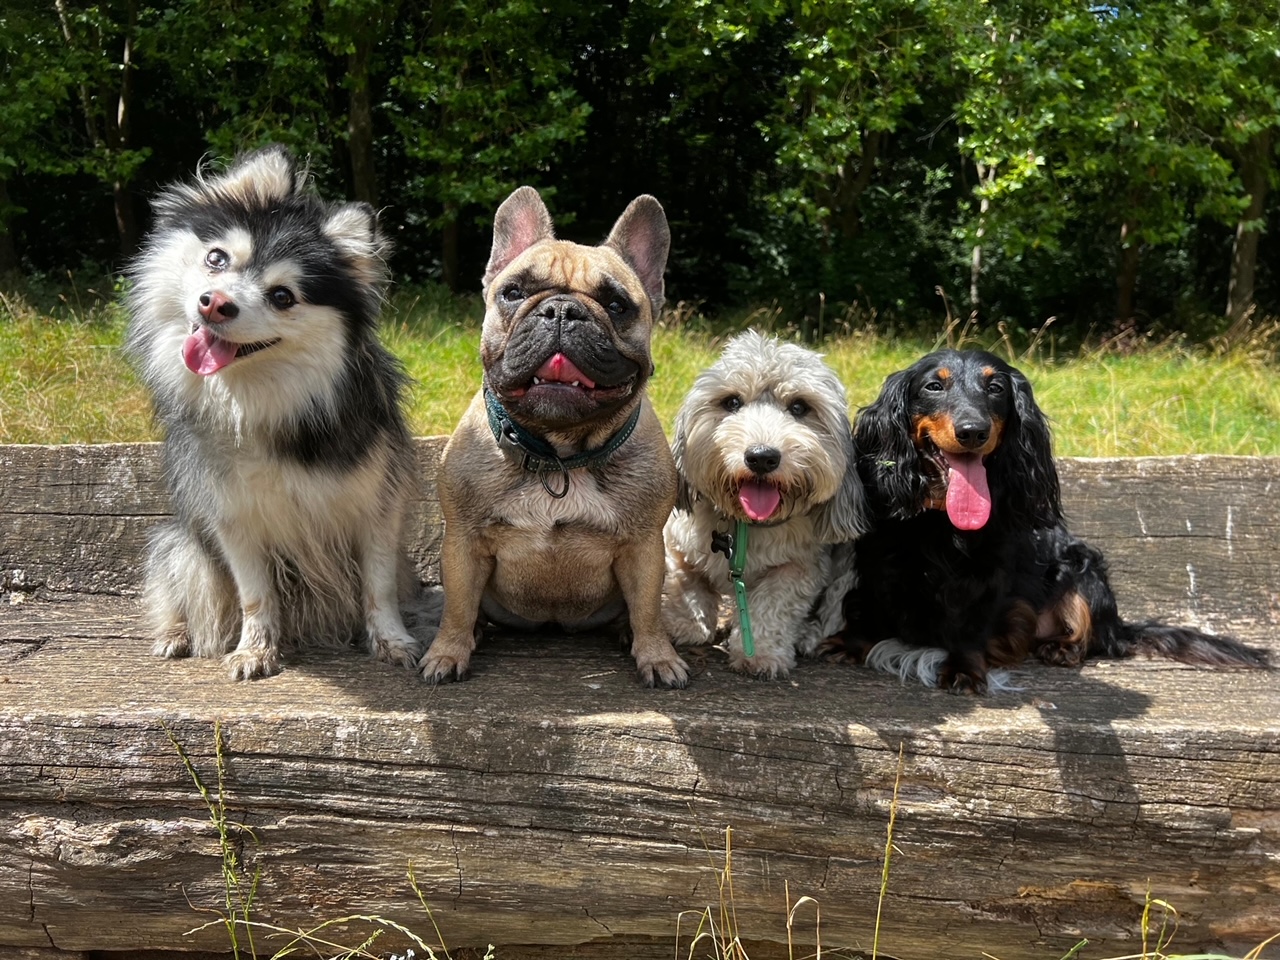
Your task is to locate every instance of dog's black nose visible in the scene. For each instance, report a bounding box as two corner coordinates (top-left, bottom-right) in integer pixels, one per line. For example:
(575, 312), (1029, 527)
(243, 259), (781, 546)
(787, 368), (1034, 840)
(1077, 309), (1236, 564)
(535, 297), (589, 324)
(198, 291), (240, 323)
(744, 445), (782, 475)
(953, 420), (991, 450)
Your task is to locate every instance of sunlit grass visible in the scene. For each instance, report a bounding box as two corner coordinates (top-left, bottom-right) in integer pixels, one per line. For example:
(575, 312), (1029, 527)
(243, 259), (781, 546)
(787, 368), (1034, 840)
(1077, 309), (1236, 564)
(2, 281), (1278, 456)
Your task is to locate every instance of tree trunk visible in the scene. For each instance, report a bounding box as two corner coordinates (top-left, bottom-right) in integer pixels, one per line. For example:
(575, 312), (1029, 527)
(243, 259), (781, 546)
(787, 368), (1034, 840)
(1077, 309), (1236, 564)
(55, 0), (140, 258)
(1116, 219), (1140, 323)
(834, 129), (884, 238)
(110, 0), (139, 257)
(1226, 129), (1273, 321)
(970, 161), (997, 316)
(0, 178), (19, 275)
(442, 205), (460, 291)
(347, 38), (378, 206)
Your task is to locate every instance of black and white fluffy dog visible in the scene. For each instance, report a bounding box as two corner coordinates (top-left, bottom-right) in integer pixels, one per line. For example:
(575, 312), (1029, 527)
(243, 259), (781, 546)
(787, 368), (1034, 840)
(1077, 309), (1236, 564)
(126, 145), (423, 679)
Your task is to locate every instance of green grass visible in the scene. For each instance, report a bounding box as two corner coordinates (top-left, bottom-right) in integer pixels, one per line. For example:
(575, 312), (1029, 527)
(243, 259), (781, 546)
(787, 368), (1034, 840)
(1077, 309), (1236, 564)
(2, 280), (1278, 455)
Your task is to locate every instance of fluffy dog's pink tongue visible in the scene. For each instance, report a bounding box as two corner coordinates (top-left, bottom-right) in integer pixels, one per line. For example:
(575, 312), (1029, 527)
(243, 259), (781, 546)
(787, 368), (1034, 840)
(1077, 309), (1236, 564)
(943, 452), (991, 530)
(739, 479), (781, 522)
(182, 327), (239, 376)
(535, 353), (596, 388)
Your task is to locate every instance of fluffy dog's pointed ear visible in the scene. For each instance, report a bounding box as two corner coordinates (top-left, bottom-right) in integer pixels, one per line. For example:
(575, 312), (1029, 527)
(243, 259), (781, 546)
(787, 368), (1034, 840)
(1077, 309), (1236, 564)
(484, 186), (554, 292)
(605, 195), (670, 314)
(324, 201), (389, 289)
(670, 404), (695, 512)
(854, 367), (928, 519)
(213, 144), (303, 205)
(990, 368), (1062, 529)
(813, 414), (868, 544)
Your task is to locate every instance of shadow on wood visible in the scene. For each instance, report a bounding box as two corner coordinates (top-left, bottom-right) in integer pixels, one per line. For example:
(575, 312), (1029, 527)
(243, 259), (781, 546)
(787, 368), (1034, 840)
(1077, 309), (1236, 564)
(1, 441), (1277, 960)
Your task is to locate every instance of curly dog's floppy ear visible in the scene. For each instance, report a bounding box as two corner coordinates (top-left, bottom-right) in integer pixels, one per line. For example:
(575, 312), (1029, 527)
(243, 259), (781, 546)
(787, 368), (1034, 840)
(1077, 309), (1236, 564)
(812, 414), (868, 544)
(988, 366), (1062, 530)
(670, 404), (695, 513)
(854, 367), (929, 519)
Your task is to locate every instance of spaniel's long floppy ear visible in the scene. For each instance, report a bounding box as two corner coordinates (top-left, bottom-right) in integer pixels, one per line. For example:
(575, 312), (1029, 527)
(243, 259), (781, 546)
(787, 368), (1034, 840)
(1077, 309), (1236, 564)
(812, 411), (868, 544)
(853, 367), (929, 519)
(988, 367), (1062, 530)
(670, 404), (695, 513)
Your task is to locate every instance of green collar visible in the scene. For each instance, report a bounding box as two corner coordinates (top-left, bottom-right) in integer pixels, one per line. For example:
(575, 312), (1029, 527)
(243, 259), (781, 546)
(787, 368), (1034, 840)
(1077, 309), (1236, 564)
(484, 388), (641, 498)
(710, 517), (756, 657)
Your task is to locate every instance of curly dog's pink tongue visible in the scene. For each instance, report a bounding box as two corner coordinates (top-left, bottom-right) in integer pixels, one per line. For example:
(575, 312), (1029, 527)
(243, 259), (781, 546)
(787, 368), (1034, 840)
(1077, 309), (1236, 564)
(182, 327), (238, 376)
(739, 479), (781, 522)
(943, 452), (991, 530)
(535, 353), (596, 388)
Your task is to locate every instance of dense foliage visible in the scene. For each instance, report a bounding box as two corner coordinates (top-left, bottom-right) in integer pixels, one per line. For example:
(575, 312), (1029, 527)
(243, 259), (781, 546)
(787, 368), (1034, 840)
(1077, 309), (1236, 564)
(2, 0), (1277, 331)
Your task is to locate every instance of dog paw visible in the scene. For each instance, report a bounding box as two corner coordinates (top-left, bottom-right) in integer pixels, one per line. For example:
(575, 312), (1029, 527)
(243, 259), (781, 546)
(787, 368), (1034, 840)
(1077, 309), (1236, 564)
(153, 629), (191, 659)
(939, 666), (987, 695)
(418, 644), (473, 685)
(371, 630), (422, 670)
(729, 650), (794, 679)
(223, 646), (282, 680)
(634, 647), (690, 689)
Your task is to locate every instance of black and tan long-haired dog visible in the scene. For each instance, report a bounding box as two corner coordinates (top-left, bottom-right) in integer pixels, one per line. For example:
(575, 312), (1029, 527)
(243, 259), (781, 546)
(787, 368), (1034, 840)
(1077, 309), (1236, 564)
(834, 349), (1268, 693)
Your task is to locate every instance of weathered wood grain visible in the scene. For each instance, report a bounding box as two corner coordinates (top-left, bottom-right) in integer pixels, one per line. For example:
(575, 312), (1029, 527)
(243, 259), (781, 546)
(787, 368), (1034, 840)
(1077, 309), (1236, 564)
(0, 445), (1277, 960)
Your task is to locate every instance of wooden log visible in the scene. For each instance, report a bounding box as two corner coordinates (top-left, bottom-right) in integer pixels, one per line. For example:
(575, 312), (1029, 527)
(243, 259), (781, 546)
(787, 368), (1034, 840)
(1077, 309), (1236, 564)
(0, 443), (1277, 960)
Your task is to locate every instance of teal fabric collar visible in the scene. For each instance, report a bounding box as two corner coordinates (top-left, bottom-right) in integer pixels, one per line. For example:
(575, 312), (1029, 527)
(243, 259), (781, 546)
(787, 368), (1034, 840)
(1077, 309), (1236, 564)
(484, 387), (641, 498)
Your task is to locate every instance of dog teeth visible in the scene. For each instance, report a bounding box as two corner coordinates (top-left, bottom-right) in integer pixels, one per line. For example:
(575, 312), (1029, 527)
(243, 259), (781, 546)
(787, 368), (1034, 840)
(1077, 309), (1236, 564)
(531, 377), (586, 388)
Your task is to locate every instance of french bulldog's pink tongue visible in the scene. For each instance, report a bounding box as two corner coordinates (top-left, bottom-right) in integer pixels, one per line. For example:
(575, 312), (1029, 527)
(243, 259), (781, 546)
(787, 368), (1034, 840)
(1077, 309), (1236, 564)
(182, 327), (239, 376)
(739, 479), (781, 522)
(943, 451), (991, 530)
(535, 353), (596, 388)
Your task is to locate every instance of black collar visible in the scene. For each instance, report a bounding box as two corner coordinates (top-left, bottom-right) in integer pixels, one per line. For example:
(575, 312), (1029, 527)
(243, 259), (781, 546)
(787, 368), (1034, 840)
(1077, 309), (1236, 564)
(484, 388), (641, 498)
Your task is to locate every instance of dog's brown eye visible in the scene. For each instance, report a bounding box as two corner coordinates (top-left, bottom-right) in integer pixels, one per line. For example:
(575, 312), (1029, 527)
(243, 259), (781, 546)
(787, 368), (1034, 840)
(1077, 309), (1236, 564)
(205, 249), (229, 271)
(924, 380), (944, 392)
(987, 380), (1005, 395)
(721, 395), (742, 413)
(788, 399), (810, 418)
(269, 286), (295, 309)
(607, 298), (631, 316)
(502, 284), (524, 303)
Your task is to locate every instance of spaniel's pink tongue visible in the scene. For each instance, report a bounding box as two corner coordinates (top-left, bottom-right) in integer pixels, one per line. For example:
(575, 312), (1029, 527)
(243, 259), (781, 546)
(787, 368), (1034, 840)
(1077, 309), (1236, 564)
(535, 353), (596, 388)
(739, 479), (781, 522)
(943, 452), (991, 530)
(182, 327), (238, 376)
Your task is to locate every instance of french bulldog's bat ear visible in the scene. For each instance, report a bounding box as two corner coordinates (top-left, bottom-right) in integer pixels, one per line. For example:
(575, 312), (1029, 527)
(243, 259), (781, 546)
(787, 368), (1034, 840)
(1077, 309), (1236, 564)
(605, 195), (670, 315)
(484, 186), (555, 292)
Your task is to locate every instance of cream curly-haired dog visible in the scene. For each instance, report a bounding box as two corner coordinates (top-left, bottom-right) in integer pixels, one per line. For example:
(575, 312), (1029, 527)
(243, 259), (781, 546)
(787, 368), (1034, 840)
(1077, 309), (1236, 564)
(662, 331), (866, 677)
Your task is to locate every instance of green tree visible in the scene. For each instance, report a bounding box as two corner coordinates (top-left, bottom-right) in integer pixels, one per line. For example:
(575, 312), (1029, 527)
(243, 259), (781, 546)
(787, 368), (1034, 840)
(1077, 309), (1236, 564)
(0, 2), (75, 272)
(392, 0), (591, 290)
(953, 1), (1249, 323)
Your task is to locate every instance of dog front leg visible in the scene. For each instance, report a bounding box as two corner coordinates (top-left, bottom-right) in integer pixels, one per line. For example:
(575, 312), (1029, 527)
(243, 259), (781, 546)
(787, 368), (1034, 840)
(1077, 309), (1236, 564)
(217, 532), (284, 680)
(617, 533), (690, 688)
(726, 562), (821, 679)
(359, 509), (423, 671)
(418, 529), (493, 684)
(661, 547), (719, 647)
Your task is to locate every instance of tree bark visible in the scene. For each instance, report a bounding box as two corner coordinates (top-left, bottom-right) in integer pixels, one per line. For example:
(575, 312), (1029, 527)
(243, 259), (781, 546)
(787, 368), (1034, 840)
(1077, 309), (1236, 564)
(1116, 219), (1141, 323)
(970, 161), (997, 315)
(54, 0), (139, 258)
(1226, 129), (1273, 321)
(834, 129), (884, 238)
(0, 178), (19, 275)
(347, 38), (378, 206)
(442, 205), (460, 291)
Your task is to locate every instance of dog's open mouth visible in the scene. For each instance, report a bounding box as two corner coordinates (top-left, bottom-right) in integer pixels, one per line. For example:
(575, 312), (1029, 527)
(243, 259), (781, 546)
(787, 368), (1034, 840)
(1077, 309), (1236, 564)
(922, 437), (991, 531)
(513, 352), (635, 402)
(183, 326), (281, 376)
(737, 478), (782, 522)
